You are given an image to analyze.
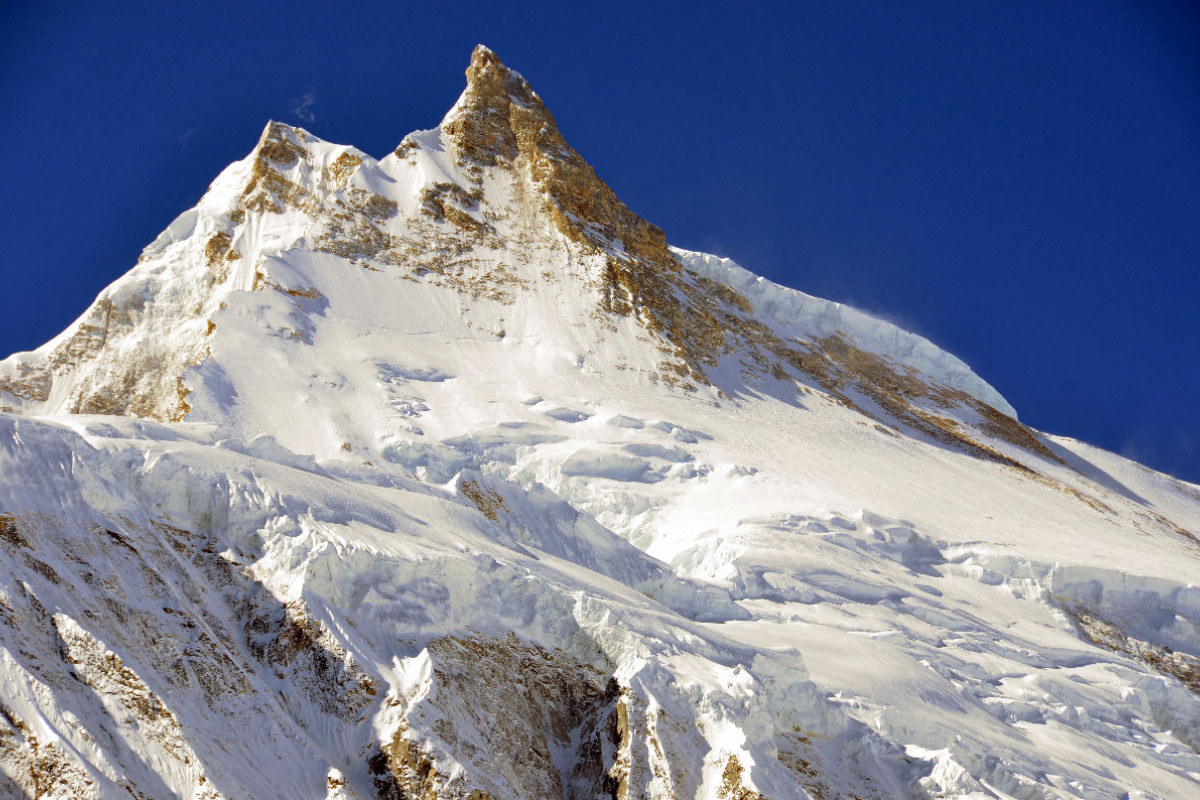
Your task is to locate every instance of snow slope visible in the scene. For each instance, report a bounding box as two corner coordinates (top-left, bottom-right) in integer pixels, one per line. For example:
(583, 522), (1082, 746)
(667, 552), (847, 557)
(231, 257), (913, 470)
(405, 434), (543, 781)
(1, 45), (1198, 799)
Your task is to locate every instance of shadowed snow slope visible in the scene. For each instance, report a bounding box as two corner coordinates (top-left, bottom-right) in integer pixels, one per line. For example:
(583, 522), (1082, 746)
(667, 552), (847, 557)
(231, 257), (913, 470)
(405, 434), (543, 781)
(1, 45), (1199, 800)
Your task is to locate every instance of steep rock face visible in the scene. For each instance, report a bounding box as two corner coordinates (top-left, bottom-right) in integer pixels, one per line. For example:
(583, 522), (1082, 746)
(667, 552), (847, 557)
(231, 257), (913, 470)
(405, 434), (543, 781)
(440, 47), (710, 381)
(371, 634), (621, 800)
(1, 46), (1199, 800)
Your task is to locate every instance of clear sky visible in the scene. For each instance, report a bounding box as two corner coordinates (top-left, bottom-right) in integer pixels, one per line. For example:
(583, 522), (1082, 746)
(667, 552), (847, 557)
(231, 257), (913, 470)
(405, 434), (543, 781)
(2, 1), (1198, 483)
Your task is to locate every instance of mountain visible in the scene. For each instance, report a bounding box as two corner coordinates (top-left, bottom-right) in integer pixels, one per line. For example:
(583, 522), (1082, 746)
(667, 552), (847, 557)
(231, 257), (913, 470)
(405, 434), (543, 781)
(1, 45), (1198, 800)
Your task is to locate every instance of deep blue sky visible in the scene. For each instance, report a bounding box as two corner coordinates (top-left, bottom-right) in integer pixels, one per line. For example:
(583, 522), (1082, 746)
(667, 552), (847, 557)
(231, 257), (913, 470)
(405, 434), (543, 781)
(2, 2), (1198, 483)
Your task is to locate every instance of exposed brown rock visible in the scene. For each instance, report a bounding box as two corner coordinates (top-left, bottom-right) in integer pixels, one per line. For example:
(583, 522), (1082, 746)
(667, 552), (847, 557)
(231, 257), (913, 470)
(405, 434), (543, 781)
(0, 276), (201, 421)
(329, 151), (364, 186)
(0, 362), (52, 404)
(459, 479), (508, 522)
(311, 181), (399, 266)
(372, 632), (621, 800)
(419, 182), (497, 242)
(0, 703), (98, 800)
(241, 595), (377, 717)
(241, 122), (312, 214)
(441, 47), (721, 385)
(1143, 509), (1200, 548)
(171, 377), (193, 421)
(717, 755), (768, 800)
(55, 615), (176, 725)
(792, 333), (1061, 470)
(0, 513), (27, 548)
(204, 231), (233, 268)
(63, 343), (194, 422)
(393, 137), (418, 159)
(1064, 604), (1200, 696)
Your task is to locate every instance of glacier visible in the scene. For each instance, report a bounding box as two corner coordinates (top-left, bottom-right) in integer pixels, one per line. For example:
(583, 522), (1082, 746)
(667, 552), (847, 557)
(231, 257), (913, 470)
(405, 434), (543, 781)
(0, 45), (1198, 799)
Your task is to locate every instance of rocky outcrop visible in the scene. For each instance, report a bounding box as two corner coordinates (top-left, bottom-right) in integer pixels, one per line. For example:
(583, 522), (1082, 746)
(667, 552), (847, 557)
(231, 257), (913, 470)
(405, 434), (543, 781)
(372, 633), (623, 800)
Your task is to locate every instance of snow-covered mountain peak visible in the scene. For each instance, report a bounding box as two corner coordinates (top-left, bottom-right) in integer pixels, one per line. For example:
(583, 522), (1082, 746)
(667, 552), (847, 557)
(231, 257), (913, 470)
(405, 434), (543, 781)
(0, 46), (1019, 444)
(2, 46), (1200, 800)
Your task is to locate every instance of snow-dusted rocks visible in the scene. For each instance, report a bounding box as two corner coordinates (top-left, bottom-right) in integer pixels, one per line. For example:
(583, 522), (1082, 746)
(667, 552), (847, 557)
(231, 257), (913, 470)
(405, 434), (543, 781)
(1, 45), (1199, 799)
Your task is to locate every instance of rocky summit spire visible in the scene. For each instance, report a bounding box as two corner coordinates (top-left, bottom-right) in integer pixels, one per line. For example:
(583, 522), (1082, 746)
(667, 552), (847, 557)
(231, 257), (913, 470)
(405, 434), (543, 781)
(440, 45), (671, 263)
(440, 46), (733, 386)
(439, 44), (545, 166)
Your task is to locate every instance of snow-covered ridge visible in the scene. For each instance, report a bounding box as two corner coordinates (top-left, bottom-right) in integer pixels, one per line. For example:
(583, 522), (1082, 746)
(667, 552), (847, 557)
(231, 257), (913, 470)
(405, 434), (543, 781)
(673, 247), (1016, 418)
(1, 45), (1016, 432)
(2, 45), (1199, 800)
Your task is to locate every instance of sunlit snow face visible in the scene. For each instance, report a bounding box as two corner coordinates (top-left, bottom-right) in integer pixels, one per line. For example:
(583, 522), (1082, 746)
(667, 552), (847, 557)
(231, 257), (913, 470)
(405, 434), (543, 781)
(0, 45), (1197, 800)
